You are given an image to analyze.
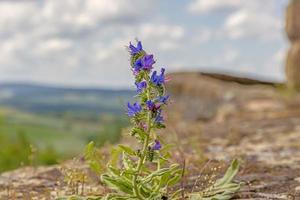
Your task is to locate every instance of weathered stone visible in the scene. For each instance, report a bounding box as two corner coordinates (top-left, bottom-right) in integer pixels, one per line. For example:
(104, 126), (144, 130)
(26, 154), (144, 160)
(286, 0), (300, 91)
(286, 0), (300, 41)
(286, 41), (300, 90)
(167, 72), (300, 199)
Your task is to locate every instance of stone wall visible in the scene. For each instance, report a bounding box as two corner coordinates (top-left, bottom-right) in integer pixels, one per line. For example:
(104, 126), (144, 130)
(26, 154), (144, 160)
(286, 0), (300, 90)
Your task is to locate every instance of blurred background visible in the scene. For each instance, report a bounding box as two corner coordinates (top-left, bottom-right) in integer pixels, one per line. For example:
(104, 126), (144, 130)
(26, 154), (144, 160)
(0, 0), (290, 172)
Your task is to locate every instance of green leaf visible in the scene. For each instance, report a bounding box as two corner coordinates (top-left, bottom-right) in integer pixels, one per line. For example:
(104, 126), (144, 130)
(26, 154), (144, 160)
(118, 145), (136, 156)
(101, 174), (133, 195)
(167, 172), (182, 186)
(138, 184), (152, 198)
(89, 161), (102, 174)
(189, 159), (241, 200)
(110, 147), (122, 167)
(122, 152), (135, 170)
(84, 141), (104, 175)
(107, 166), (121, 176)
(142, 168), (171, 184)
(104, 193), (132, 200)
(130, 127), (147, 141)
(157, 167), (182, 188)
(214, 159), (239, 187)
(142, 164), (179, 184)
(120, 168), (136, 176)
(56, 196), (102, 200)
(169, 189), (183, 200)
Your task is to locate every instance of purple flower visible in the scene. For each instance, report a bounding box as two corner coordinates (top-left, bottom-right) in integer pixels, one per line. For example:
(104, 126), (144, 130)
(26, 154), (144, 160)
(151, 68), (165, 86)
(155, 111), (164, 123)
(134, 58), (143, 73)
(158, 95), (170, 104)
(142, 54), (155, 70)
(135, 81), (147, 93)
(134, 54), (155, 73)
(146, 100), (160, 111)
(152, 140), (162, 150)
(129, 41), (143, 55)
(146, 100), (155, 110)
(127, 102), (142, 116)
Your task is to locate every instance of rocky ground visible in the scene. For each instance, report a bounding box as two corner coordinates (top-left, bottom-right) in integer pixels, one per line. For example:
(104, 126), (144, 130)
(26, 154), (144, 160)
(0, 72), (299, 199)
(166, 72), (300, 199)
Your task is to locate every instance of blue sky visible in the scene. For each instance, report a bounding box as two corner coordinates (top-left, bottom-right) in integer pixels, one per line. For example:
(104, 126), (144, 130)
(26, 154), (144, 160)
(0, 0), (289, 88)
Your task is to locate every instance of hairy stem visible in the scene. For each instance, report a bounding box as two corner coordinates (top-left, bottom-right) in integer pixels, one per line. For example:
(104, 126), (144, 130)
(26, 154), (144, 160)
(132, 78), (152, 199)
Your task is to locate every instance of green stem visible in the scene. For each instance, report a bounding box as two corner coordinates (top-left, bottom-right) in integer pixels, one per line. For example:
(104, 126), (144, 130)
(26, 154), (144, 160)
(154, 154), (162, 193)
(132, 79), (152, 199)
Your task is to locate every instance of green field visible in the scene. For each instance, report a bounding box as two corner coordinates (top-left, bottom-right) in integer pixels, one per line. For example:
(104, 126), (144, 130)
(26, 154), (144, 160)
(0, 107), (128, 172)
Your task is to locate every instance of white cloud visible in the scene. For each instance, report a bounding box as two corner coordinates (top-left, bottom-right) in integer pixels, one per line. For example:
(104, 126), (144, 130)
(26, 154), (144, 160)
(140, 24), (184, 40)
(0, 1), (38, 29)
(138, 24), (185, 50)
(188, 0), (285, 40)
(0, 0), (289, 87)
(38, 38), (73, 53)
(192, 28), (213, 44)
(41, 0), (152, 29)
(224, 49), (238, 63)
(224, 9), (281, 40)
(159, 41), (179, 51)
(188, 0), (241, 13)
(0, 0), (158, 88)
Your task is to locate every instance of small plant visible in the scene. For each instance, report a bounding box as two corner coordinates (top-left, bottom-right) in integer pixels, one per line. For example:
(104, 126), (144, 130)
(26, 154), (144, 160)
(58, 40), (241, 200)
(61, 158), (89, 196)
(85, 141), (106, 176)
(101, 40), (182, 199)
(189, 159), (241, 199)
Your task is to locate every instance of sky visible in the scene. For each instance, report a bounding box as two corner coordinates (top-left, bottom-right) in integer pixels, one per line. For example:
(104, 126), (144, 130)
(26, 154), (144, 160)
(0, 0), (290, 89)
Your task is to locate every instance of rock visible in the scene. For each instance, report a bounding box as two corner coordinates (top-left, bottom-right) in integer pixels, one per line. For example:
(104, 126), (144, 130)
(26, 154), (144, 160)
(286, 0), (300, 91)
(286, 41), (300, 90)
(166, 72), (300, 199)
(286, 0), (300, 41)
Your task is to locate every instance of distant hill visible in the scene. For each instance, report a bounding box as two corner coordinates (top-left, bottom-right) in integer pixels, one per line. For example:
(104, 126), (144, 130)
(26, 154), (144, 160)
(0, 83), (134, 115)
